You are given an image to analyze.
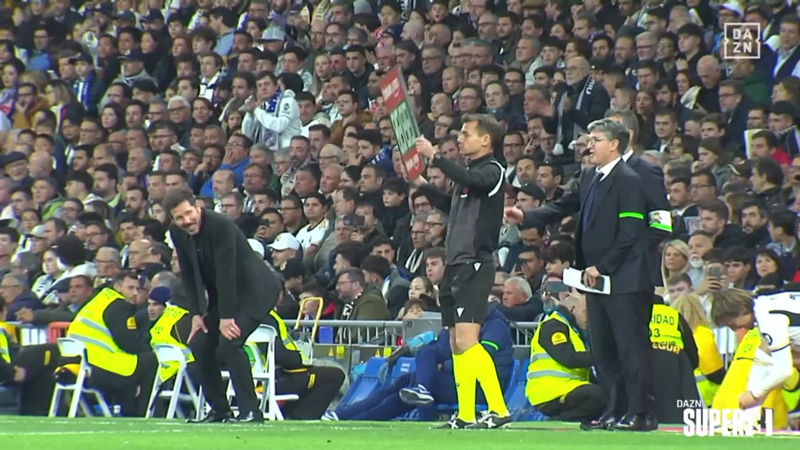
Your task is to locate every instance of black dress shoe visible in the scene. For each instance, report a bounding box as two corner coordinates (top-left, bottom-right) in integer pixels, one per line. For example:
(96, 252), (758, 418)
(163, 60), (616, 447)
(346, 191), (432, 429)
(579, 413), (618, 431)
(646, 415), (658, 431)
(612, 413), (650, 432)
(187, 411), (233, 424)
(224, 411), (264, 423)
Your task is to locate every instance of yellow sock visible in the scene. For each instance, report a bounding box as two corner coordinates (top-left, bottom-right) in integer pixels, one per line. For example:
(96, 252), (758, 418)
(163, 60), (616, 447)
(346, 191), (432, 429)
(464, 344), (509, 416)
(452, 351), (476, 422)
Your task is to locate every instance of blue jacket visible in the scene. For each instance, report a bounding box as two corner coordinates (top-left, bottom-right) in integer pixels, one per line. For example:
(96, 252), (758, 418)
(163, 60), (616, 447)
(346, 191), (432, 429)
(200, 157), (250, 198)
(5, 291), (44, 321)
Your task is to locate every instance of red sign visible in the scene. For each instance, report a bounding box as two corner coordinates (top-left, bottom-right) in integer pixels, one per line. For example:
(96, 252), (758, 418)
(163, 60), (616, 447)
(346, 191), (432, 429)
(379, 67), (424, 180)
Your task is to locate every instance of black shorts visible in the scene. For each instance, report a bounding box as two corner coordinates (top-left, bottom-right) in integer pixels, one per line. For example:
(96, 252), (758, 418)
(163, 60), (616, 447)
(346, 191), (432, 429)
(439, 261), (494, 327)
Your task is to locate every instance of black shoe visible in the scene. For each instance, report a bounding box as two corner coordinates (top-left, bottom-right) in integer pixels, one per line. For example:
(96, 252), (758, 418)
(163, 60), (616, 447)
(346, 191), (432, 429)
(224, 411), (264, 423)
(612, 413), (650, 432)
(435, 415), (474, 429)
(579, 413), (618, 431)
(466, 411), (513, 429)
(646, 415), (658, 431)
(187, 411), (233, 424)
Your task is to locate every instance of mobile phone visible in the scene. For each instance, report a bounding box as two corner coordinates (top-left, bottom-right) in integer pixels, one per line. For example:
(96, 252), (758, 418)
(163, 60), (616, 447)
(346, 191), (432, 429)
(708, 266), (723, 279)
(546, 281), (570, 293)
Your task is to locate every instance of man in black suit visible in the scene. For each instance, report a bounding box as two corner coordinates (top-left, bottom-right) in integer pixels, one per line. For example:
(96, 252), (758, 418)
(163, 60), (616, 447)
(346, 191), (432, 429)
(605, 109), (672, 289)
(165, 188), (282, 423)
(505, 119), (655, 431)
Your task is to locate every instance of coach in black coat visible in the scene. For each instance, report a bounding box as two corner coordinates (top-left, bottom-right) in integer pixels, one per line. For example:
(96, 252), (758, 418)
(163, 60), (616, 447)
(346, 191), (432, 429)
(606, 110), (672, 289)
(167, 188), (281, 423)
(505, 119), (655, 431)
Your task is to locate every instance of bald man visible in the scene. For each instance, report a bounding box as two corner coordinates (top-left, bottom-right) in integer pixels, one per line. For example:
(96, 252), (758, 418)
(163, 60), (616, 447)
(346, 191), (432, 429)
(554, 57), (610, 159)
(696, 55), (722, 113)
(401, 20), (425, 49)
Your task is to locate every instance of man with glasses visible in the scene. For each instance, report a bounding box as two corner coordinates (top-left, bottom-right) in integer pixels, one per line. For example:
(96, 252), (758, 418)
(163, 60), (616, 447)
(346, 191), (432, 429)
(556, 56), (610, 155)
(78, 117), (106, 147)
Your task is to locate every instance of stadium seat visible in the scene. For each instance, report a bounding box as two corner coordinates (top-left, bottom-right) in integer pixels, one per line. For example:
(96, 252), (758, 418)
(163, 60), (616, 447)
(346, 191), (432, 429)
(384, 357), (416, 387)
(504, 358), (548, 421)
(337, 357), (386, 409)
(146, 344), (203, 420)
(248, 325), (300, 420)
(48, 338), (113, 418)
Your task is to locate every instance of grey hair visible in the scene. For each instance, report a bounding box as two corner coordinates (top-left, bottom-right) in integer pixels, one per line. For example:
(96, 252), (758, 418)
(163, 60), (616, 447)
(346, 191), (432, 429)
(587, 118), (630, 152)
(152, 271), (179, 290)
(428, 209), (449, 225)
(148, 97), (167, 108)
(465, 38), (493, 54)
(3, 272), (29, 290)
(605, 108), (639, 145)
(131, 146), (153, 163)
(347, 27), (369, 44)
(412, 212), (429, 226)
(506, 276), (533, 298)
(635, 31), (657, 43)
(168, 95), (191, 108)
(320, 143), (343, 159)
(97, 246), (121, 267)
(275, 149), (290, 160)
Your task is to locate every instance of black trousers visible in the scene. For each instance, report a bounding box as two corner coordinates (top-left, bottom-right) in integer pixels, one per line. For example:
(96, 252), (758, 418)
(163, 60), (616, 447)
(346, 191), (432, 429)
(277, 366), (345, 419)
(536, 384), (606, 422)
(188, 308), (261, 416)
(11, 343), (59, 415)
(90, 351), (158, 417)
(586, 292), (653, 416)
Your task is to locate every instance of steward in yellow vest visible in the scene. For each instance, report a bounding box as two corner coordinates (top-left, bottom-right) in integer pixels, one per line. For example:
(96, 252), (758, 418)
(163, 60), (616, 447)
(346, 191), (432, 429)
(265, 309), (345, 420)
(649, 301), (701, 423)
(149, 293), (195, 383)
(525, 296), (605, 423)
(66, 278), (158, 417)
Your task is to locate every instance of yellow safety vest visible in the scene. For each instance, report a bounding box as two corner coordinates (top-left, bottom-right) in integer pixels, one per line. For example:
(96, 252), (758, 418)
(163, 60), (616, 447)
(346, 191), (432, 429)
(712, 328), (789, 430)
(0, 328), (10, 363)
(270, 310), (300, 353)
(67, 288), (138, 377)
(525, 312), (590, 406)
(693, 326), (721, 407)
(150, 305), (195, 382)
(650, 304), (684, 351)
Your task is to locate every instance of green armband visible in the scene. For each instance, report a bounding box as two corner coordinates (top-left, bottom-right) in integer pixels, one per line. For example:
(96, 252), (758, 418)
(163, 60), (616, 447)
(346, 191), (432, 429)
(480, 340), (499, 351)
(618, 212), (644, 219)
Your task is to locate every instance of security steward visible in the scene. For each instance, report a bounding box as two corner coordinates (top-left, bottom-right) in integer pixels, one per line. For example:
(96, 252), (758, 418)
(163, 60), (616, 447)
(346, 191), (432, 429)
(270, 309), (345, 419)
(649, 297), (700, 424)
(526, 295), (605, 423)
(148, 286), (195, 383)
(66, 270), (158, 416)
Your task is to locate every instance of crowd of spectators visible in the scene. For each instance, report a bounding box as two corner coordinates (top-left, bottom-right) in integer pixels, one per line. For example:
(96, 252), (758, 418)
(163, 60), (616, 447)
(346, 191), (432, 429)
(0, 0), (799, 360)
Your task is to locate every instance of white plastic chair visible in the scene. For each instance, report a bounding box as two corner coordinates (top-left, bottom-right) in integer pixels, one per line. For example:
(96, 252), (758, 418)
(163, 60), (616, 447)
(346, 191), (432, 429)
(146, 344), (204, 419)
(248, 325), (299, 420)
(48, 337), (113, 418)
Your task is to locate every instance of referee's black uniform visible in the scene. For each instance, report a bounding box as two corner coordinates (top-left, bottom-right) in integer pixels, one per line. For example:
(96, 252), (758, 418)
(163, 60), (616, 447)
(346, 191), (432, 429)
(419, 152), (505, 326)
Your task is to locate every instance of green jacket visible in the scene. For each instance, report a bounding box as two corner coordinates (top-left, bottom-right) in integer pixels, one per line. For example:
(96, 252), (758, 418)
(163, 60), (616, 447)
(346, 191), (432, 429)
(744, 71), (770, 107)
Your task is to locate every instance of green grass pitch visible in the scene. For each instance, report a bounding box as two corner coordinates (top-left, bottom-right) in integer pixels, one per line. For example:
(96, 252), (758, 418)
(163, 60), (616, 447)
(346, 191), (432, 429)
(0, 417), (799, 449)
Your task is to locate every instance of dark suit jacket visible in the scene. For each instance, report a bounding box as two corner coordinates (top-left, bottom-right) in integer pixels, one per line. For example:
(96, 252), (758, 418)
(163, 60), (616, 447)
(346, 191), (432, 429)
(556, 76), (610, 149)
(523, 161), (651, 294)
(626, 153), (671, 287)
(171, 209), (280, 321)
(761, 46), (800, 86)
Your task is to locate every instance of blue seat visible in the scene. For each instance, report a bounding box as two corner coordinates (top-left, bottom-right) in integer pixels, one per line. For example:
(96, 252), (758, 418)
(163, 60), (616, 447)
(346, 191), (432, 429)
(384, 357), (416, 387)
(505, 359), (548, 422)
(338, 357), (386, 409)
